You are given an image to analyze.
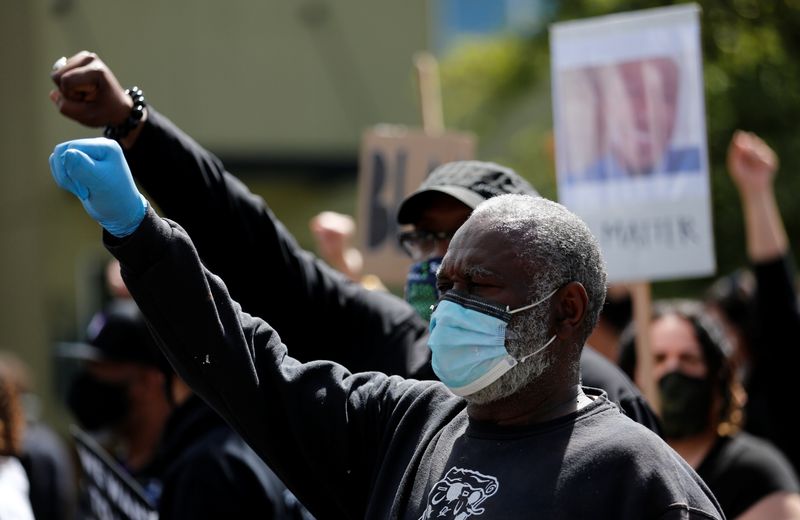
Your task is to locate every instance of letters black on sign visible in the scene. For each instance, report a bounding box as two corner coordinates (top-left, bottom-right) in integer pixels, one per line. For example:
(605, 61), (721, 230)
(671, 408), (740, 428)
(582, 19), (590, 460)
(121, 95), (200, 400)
(601, 215), (698, 249)
(366, 149), (407, 251)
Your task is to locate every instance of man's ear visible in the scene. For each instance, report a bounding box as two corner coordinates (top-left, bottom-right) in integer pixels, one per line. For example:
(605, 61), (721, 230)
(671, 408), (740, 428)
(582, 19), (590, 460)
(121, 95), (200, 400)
(554, 282), (589, 337)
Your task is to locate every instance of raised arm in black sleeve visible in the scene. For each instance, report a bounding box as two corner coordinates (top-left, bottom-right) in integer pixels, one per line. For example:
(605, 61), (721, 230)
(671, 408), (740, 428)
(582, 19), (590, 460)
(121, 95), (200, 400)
(122, 109), (430, 377)
(105, 208), (460, 518)
(746, 254), (800, 474)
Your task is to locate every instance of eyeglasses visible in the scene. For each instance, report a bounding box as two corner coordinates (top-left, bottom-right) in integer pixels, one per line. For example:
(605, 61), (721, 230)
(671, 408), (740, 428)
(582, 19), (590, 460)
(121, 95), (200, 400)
(398, 229), (456, 260)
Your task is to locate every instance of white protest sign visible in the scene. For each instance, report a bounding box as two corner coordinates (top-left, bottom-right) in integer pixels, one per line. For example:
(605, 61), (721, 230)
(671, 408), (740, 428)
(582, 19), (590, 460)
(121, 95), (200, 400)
(356, 126), (475, 286)
(71, 425), (159, 520)
(551, 4), (715, 283)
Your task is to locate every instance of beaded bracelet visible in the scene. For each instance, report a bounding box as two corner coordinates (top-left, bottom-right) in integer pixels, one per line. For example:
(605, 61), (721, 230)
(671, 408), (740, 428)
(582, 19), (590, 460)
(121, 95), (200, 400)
(104, 87), (146, 141)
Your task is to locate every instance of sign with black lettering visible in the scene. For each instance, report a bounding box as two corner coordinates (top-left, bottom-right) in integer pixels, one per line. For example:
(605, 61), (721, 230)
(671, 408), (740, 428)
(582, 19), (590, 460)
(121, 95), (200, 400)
(357, 126), (475, 286)
(551, 5), (715, 282)
(71, 425), (158, 520)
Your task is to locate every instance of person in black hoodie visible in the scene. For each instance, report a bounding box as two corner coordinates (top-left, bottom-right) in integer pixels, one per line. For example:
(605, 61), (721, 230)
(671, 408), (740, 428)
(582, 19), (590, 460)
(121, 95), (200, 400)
(49, 51), (661, 435)
(62, 299), (311, 520)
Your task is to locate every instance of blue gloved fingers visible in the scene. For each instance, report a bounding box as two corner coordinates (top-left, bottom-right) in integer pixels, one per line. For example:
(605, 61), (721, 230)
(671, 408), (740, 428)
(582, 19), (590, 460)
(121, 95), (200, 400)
(62, 137), (116, 161)
(49, 150), (88, 200)
(60, 147), (98, 188)
(50, 137), (147, 238)
(51, 141), (73, 159)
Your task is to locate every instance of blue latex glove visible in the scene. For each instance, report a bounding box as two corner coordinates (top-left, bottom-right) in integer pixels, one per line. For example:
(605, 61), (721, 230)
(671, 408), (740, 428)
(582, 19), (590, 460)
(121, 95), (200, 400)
(49, 138), (148, 237)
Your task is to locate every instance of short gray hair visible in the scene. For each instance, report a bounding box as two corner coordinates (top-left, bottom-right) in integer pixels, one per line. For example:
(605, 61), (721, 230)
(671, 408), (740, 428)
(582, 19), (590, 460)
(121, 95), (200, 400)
(471, 194), (607, 343)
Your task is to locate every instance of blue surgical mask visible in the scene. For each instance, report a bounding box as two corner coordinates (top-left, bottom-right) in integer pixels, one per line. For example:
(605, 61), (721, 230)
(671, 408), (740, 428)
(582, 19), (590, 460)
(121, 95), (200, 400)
(405, 257), (443, 322)
(428, 289), (558, 396)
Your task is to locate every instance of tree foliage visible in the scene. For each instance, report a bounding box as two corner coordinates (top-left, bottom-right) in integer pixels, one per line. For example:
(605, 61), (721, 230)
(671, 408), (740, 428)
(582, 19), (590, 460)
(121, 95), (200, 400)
(439, 0), (800, 296)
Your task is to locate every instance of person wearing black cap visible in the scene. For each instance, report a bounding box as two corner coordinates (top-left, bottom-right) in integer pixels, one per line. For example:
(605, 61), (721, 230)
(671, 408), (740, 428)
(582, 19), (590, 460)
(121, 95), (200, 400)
(49, 51), (659, 435)
(397, 161), (539, 321)
(62, 299), (312, 519)
(62, 298), (173, 490)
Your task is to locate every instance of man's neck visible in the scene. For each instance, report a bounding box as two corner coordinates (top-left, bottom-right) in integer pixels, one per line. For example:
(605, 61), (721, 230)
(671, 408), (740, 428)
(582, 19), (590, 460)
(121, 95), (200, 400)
(466, 383), (591, 427)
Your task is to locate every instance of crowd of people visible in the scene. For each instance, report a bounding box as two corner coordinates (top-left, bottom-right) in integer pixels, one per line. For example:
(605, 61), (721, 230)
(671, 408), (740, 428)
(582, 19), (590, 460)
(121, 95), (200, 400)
(2, 44), (798, 519)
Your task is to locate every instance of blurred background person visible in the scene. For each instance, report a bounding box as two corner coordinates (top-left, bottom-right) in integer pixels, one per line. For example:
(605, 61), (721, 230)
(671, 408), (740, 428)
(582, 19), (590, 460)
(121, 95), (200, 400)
(0, 358), (36, 520)
(619, 299), (800, 519)
(0, 352), (76, 520)
(59, 298), (172, 503)
(703, 130), (800, 476)
(61, 297), (313, 519)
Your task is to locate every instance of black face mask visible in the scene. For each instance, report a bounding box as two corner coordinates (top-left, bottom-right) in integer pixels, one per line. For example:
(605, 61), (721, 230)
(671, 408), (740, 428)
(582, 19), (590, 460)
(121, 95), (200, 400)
(66, 371), (131, 432)
(659, 371), (714, 439)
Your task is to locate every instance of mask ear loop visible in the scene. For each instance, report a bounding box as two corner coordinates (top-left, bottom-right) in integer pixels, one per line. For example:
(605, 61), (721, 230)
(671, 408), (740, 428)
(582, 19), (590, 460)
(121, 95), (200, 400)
(507, 286), (560, 364)
(516, 335), (558, 363)
(506, 287), (559, 315)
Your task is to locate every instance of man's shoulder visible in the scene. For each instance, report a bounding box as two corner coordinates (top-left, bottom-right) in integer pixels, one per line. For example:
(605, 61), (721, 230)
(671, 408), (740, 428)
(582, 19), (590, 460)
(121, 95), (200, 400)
(580, 347), (662, 434)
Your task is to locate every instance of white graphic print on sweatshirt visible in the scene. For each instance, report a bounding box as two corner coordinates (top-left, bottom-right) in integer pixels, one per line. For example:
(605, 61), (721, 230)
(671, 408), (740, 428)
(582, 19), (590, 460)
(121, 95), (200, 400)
(419, 467), (499, 520)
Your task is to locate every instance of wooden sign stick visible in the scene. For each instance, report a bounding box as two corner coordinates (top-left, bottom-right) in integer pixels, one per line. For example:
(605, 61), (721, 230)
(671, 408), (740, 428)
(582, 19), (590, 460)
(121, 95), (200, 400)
(631, 281), (659, 414)
(414, 51), (445, 136)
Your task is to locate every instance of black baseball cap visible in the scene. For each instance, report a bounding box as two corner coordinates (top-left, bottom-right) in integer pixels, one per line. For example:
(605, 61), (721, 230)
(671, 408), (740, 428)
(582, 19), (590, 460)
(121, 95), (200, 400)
(57, 299), (166, 369)
(396, 161), (539, 224)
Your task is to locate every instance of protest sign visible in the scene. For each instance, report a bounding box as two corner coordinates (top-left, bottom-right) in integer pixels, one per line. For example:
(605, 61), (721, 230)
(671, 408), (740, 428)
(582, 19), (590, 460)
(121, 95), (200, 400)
(551, 4), (715, 283)
(71, 425), (158, 520)
(356, 127), (475, 286)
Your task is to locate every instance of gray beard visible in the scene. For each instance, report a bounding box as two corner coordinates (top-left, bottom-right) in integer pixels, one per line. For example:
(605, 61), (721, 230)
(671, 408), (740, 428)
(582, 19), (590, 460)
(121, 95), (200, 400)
(464, 306), (554, 406)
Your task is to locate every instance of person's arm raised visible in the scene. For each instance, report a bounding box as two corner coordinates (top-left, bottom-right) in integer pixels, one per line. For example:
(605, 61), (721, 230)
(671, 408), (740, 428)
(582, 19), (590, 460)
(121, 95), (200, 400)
(48, 137), (440, 517)
(50, 51), (146, 150)
(49, 52), (430, 377)
(728, 131), (800, 473)
(48, 138), (147, 238)
(727, 130), (788, 262)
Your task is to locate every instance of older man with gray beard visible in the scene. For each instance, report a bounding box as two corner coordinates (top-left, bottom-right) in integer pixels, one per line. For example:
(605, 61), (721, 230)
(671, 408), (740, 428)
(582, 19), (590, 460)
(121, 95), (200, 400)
(50, 138), (723, 519)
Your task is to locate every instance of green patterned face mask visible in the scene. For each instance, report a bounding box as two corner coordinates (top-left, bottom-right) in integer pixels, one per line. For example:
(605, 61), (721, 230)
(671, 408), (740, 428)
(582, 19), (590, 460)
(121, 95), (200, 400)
(659, 371), (714, 439)
(404, 257), (443, 322)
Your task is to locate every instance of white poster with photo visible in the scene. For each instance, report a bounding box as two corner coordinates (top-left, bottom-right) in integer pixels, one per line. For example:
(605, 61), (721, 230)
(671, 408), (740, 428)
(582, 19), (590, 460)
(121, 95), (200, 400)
(550, 4), (715, 282)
